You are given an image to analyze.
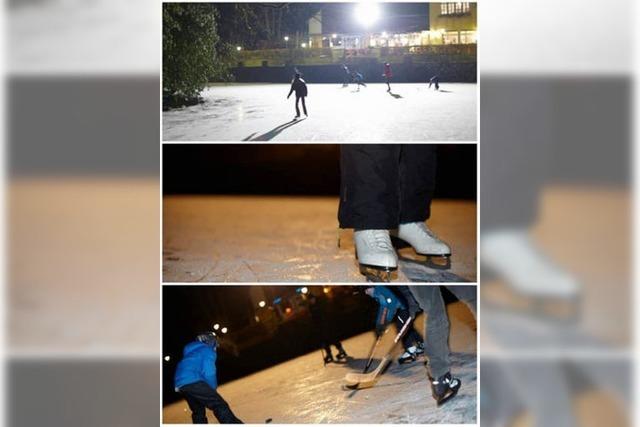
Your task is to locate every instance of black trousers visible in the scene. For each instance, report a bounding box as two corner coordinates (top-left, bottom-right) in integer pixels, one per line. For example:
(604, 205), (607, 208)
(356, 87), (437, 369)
(295, 95), (307, 116)
(179, 381), (243, 424)
(339, 145), (437, 229)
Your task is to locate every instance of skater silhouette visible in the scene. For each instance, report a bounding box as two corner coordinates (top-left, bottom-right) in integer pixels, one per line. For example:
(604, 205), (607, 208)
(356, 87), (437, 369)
(383, 63), (393, 92)
(352, 71), (367, 91)
(287, 73), (308, 119)
(429, 75), (440, 91)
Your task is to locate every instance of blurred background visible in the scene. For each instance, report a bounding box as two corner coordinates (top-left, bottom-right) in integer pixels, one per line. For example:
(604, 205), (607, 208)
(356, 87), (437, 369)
(3, 0), (638, 426)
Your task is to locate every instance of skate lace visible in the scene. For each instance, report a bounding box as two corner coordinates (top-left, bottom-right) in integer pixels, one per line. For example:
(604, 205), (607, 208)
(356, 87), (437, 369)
(368, 230), (393, 250)
(415, 222), (438, 240)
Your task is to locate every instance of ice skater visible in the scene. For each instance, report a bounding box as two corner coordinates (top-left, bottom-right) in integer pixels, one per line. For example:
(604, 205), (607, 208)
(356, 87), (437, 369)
(307, 291), (348, 364)
(352, 71), (367, 91)
(383, 62), (393, 92)
(428, 75), (440, 91)
(174, 332), (243, 424)
(408, 285), (476, 405)
(364, 285), (424, 364)
(287, 72), (308, 119)
(342, 64), (351, 87)
(338, 145), (451, 281)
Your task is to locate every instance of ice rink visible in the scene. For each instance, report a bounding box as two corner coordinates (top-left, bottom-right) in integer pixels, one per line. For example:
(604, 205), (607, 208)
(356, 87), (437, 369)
(163, 301), (477, 424)
(163, 197), (477, 283)
(162, 83), (477, 142)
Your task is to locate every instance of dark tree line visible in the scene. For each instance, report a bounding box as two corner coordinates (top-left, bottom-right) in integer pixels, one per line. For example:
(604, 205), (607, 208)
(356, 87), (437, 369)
(163, 3), (321, 107)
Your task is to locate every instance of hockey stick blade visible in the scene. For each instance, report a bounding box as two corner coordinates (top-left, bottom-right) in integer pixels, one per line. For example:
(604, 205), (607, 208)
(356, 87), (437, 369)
(344, 355), (391, 388)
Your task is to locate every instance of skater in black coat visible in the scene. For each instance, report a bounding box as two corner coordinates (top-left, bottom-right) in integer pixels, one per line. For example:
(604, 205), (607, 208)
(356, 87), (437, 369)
(287, 73), (308, 119)
(429, 75), (440, 90)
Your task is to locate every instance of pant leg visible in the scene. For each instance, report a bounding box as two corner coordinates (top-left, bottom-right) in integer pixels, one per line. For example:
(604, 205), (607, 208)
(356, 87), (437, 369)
(180, 381), (243, 424)
(445, 285), (477, 317)
(408, 286), (451, 378)
(399, 144), (437, 224)
(338, 144), (401, 229)
(181, 388), (208, 424)
(301, 97), (307, 115)
(295, 96), (301, 116)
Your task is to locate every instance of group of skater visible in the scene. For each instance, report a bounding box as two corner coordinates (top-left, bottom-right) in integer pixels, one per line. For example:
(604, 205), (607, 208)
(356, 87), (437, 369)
(286, 63), (442, 120)
(173, 285), (475, 423)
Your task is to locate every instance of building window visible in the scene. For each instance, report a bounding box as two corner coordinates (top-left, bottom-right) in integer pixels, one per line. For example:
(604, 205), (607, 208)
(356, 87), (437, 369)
(441, 2), (470, 16)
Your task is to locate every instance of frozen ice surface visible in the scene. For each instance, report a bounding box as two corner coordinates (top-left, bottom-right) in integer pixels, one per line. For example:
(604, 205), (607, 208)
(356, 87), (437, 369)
(162, 83), (477, 142)
(163, 302), (477, 424)
(163, 196), (476, 283)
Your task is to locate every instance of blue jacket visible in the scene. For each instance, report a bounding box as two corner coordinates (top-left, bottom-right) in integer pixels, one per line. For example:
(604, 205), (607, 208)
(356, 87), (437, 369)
(369, 286), (405, 326)
(174, 341), (218, 391)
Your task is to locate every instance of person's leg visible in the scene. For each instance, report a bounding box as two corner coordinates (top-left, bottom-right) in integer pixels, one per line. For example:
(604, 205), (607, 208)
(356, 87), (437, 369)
(338, 145), (401, 229)
(445, 285), (477, 317)
(398, 144), (437, 223)
(408, 286), (451, 378)
(179, 383), (209, 424)
(295, 96), (301, 117)
(301, 97), (307, 116)
(205, 389), (243, 424)
(183, 381), (243, 424)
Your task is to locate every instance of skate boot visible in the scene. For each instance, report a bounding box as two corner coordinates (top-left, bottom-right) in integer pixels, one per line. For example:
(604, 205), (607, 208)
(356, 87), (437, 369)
(390, 222), (451, 269)
(335, 346), (348, 361)
(415, 342), (425, 355)
(430, 372), (461, 406)
(354, 230), (398, 282)
(323, 351), (334, 365)
(398, 346), (418, 364)
(482, 229), (581, 320)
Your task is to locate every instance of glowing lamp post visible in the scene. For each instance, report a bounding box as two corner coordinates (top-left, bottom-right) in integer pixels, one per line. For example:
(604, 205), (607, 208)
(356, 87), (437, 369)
(355, 2), (380, 28)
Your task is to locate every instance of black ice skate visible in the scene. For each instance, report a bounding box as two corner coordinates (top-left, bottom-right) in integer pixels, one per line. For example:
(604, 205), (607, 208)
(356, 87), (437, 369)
(397, 348), (417, 364)
(429, 372), (461, 406)
(323, 352), (334, 365)
(335, 348), (348, 361)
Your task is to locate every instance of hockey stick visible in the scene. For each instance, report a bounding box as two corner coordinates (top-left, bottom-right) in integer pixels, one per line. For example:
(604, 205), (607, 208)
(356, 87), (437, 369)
(362, 327), (388, 374)
(344, 316), (413, 389)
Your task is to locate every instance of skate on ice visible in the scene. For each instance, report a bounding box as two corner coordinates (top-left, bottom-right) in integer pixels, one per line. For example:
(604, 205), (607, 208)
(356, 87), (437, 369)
(397, 346), (418, 364)
(354, 230), (397, 282)
(482, 229), (581, 321)
(390, 222), (452, 269)
(430, 372), (461, 406)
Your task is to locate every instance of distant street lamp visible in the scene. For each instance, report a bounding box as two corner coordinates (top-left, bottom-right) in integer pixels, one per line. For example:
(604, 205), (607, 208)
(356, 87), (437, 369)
(301, 42), (307, 48)
(236, 46), (242, 51)
(355, 2), (381, 28)
(284, 35), (289, 48)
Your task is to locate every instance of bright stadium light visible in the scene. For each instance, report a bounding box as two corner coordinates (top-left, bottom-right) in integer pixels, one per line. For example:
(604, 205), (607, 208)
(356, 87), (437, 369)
(301, 42), (307, 48)
(221, 327), (228, 334)
(355, 2), (381, 27)
(258, 300), (266, 308)
(164, 355), (171, 362)
(301, 287), (308, 294)
(213, 323), (220, 330)
(284, 36), (289, 41)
